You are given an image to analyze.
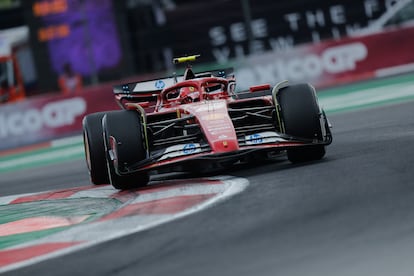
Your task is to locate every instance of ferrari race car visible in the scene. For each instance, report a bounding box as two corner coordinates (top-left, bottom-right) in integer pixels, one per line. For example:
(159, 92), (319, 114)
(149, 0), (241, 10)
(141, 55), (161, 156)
(82, 55), (332, 190)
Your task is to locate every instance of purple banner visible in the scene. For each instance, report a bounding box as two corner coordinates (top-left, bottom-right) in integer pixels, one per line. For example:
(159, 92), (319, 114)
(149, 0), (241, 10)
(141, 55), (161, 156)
(42, 0), (122, 76)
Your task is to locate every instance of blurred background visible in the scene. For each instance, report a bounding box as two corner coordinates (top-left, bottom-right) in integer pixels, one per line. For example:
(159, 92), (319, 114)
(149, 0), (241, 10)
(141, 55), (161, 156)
(0, 0), (413, 149)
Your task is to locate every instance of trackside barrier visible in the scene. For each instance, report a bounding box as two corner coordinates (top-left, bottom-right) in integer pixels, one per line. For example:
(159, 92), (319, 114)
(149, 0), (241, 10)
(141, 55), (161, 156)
(0, 84), (119, 151)
(234, 26), (414, 91)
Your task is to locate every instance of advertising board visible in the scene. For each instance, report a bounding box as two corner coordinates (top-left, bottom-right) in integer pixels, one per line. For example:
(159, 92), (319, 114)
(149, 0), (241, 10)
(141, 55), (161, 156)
(0, 85), (118, 150)
(234, 26), (414, 90)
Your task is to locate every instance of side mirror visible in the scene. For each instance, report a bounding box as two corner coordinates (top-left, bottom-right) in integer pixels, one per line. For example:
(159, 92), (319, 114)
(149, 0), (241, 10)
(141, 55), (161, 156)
(249, 84), (271, 93)
(138, 101), (150, 108)
(125, 101), (151, 110)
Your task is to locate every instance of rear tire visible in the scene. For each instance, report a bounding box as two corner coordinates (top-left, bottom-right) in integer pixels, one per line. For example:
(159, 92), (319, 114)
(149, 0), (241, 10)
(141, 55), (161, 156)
(82, 112), (110, 185)
(102, 110), (149, 190)
(278, 83), (326, 163)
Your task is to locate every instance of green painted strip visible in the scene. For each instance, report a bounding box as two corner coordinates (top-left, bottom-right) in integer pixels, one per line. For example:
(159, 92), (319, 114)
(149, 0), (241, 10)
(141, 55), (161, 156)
(0, 144), (85, 173)
(0, 228), (69, 250)
(0, 142), (83, 162)
(321, 94), (414, 114)
(0, 198), (122, 250)
(318, 78), (414, 113)
(0, 198), (119, 223)
(319, 73), (414, 96)
(50, 136), (83, 147)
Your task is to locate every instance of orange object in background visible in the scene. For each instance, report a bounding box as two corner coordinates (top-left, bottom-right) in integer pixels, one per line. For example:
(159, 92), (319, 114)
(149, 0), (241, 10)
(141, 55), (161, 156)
(0, 55), (26, 104)
(58, 63), (83, 95)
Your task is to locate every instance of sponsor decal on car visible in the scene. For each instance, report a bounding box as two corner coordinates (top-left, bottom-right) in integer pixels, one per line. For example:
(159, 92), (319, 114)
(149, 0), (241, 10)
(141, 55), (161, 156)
(155, 80), (165, 89)
(159, 143), (202, 160)
(132, 77), (184, 92)
(245, 131), (286, 145)
(183, 143), (197, 154)
(202, 113), (226, 121)
(193, 101), (226, 112)
(247, 133), (263, 144)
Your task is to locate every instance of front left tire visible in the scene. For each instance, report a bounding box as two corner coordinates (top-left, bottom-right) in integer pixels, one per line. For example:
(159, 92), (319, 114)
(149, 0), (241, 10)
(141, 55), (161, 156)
(82, 112), (110, 185)
(102, 110), (149, 190)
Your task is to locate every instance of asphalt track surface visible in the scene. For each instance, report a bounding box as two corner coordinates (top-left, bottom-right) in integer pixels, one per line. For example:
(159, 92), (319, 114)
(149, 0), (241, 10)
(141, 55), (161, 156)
(2, 100), (414, 276)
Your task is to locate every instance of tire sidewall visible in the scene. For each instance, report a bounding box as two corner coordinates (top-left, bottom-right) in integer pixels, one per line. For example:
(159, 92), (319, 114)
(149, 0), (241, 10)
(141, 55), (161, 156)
(82, 112), (110, 184)
(102, 110), (148, 189)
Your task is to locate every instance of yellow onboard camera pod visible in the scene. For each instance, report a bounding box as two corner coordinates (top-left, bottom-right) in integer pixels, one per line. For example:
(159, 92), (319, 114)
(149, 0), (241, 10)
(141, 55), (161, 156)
(173, 55), (200, 64)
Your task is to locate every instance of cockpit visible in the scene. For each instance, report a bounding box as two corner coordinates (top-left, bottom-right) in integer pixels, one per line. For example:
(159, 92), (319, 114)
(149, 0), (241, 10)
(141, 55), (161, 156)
(156, 77), (231, 111)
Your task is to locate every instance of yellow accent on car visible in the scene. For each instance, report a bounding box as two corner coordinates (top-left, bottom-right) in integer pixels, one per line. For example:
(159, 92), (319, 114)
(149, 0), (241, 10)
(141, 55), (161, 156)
(125, 103), (150, 156)
(272, 80), (289, 134)
(173, 55), (200, 64)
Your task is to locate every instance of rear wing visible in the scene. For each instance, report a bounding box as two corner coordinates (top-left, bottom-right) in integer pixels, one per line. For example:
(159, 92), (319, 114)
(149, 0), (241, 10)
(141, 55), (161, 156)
(113, 76), (182, 95)
(113, 68), (235, 95)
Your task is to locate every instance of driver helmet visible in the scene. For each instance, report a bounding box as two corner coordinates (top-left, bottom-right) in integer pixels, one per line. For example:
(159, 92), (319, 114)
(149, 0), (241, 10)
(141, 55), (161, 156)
(179, 86), (199, 103)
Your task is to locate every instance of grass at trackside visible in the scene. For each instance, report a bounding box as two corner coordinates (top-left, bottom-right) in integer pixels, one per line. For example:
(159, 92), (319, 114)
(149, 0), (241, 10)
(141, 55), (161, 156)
(0, 141), (83, 162)
(317, 73), (414, 114)
(0, 141), (85, 173)
(318, 73), (414, 96)
(0, 150), (85, 173)
(322, 94), (414, 114)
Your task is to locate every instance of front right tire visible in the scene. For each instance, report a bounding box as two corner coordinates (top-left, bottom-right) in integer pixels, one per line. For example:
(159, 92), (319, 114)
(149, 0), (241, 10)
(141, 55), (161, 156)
(277, 83), (326, 163)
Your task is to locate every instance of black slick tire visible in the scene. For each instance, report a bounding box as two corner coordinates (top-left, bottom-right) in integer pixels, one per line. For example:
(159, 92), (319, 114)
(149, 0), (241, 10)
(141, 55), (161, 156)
(82, 112), (110, 185)
(102, 110), (149, 190)
(278, 83), (326, 163)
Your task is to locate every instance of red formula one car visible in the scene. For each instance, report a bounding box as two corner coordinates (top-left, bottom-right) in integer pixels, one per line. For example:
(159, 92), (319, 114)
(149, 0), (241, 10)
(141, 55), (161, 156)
(83, 55), (332, 190)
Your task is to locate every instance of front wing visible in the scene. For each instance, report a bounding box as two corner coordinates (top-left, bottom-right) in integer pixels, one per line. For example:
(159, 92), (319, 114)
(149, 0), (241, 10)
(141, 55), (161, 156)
(114, 131), (331, 175)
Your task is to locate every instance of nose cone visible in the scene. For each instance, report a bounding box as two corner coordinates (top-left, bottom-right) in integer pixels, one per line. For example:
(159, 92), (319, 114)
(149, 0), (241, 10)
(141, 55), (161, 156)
(212, 139), (239, 152)
(183, 100), (240, 153)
